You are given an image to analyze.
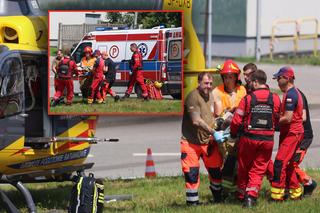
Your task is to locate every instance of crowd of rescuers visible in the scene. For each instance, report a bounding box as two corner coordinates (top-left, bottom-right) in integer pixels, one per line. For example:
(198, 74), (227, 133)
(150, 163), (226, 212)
(181, 60), (316, 208)
(51, 43), (148, 106)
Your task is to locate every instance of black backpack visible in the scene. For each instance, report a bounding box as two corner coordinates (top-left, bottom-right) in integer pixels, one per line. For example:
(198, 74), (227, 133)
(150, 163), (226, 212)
(69, 173), (104, 213)
(58, 60), (71, 76)
(248, 92), (274, 130)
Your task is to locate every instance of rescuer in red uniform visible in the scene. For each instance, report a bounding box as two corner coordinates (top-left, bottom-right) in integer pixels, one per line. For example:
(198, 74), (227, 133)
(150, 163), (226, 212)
(51, 52), (77, 106)
(230, 70), (281, 207)
(270, 66), (304, 201)
(121, 43), (148, 100)
(87, 51), (107, 104)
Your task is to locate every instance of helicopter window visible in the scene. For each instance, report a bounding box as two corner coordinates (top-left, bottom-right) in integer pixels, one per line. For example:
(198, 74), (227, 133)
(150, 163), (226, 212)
(0, 57), (23, 117)
(0, 58), (23, 97)
(73, 42), (92, 64)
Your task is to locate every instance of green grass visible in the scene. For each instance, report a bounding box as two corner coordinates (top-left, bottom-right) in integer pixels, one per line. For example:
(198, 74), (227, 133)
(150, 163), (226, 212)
(0, 170), (319, 212)
(50, 47), (58, 56)
(234, 54), (320, 66)
(49, 96), (182, 114)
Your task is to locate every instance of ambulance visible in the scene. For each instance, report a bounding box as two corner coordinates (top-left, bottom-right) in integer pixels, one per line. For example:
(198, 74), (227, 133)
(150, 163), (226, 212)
(71, 27), (182, 99)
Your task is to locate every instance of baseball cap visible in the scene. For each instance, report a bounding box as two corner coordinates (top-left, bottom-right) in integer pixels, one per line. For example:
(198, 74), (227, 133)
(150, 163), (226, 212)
(273, 66), (295, 79)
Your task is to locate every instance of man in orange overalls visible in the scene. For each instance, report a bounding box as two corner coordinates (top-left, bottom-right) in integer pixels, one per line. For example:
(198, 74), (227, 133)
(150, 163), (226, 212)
(181, 72), (228, 206)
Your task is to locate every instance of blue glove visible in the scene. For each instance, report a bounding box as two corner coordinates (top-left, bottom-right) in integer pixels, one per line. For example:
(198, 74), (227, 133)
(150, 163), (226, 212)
(213, 131), (225, 143)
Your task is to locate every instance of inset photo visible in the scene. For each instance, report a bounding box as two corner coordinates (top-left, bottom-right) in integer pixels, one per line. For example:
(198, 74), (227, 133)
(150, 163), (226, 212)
(48, 11), (183, 114)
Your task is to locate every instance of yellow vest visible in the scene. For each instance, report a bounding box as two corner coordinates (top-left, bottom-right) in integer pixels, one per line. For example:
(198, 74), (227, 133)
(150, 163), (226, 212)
(81, 56), (96, 68)
(214, 84), (247, 110)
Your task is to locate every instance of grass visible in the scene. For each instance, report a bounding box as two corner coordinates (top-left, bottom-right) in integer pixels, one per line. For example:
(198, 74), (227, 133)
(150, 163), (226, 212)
(0, 170), (319, 212)
(50, 47), (57, 56)
(234, 53), (320, 66)
(49, 96), (182, 114)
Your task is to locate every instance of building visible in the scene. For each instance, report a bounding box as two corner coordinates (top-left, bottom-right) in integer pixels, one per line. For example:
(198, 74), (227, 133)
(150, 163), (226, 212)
(193, 0), (320, 57)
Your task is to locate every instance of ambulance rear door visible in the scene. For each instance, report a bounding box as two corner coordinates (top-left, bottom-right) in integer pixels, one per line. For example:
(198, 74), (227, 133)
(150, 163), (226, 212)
(165, 28), (182, 99)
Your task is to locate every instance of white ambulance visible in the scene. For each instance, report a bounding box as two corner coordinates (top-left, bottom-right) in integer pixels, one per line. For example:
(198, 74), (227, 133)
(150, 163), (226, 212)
(71, 27), (182, 99)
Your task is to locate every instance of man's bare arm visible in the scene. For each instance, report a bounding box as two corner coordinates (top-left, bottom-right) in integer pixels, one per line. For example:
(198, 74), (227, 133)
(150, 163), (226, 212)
(190, 111), (214, 134)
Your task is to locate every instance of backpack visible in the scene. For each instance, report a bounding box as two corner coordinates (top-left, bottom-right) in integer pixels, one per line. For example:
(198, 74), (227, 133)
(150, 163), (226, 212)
(145, 79), (163, 100)
(68, 173), (104, 213)
(248, 92), (274, 130)
(58, 60), (70, 76)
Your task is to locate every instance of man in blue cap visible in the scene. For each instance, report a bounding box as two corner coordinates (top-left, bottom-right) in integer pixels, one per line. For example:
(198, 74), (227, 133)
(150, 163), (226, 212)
(270, 66), (304, 201)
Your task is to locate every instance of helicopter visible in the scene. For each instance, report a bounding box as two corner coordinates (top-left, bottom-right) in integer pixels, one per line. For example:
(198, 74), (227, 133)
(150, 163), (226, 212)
(0, 1), (120, 212)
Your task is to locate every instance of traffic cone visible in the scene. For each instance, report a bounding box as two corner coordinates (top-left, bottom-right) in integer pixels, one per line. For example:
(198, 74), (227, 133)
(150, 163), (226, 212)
(145, 148), (156, 178)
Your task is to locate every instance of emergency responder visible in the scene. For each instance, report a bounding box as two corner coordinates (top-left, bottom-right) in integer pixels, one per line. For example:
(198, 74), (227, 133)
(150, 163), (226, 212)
(87, 51), (106, 104)
(230, 70), (281, 207)
(51, 49), (63, 92)
(80, 46), (96, 70)
(212, 59), (246, 116)
(293, 89), (317, 195)
(79, 46), (96, 99)
(121, 43), (148, 100)
(181, 72), (228, 206)
(243, 63), (257, 93)
(100, 52), (120, 102)
(211, 59), (247, 185)
(270, 66), (304, 201)
(51, 52), (77, 106)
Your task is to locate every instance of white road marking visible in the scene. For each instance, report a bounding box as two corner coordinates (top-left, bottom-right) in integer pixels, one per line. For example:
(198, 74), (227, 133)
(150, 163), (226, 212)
(133, 153), (180, 157)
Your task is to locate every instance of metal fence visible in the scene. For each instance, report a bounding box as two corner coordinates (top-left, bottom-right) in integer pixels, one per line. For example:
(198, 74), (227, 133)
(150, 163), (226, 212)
(57, 23), (124, 51)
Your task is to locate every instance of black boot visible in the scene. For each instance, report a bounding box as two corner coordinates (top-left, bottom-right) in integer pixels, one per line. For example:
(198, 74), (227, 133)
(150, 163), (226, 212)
(304, 180), (317, 196)
(210, 186), (223, 203)
(243, 195), (256, 208)
(186, 200), (201, 206)
(50, 99), (58, 107)
(114, 95), (120, 102)
(121, 93), (130, 101)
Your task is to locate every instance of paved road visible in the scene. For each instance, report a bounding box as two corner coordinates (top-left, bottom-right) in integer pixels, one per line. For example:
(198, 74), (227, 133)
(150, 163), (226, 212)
(87, 108), (320, 179)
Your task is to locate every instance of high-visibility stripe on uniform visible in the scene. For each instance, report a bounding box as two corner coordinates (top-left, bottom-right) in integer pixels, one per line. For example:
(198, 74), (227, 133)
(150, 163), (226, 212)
(210, 182), (222, 190)
(289, 187), (302, 199)
(270, 187), (285, 200)
(246, 186), (258, 193)
(186, 189), (199, 202)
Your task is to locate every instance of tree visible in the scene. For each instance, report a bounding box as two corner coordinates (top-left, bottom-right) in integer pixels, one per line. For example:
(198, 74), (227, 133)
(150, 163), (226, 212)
(138, 12), (181, 29)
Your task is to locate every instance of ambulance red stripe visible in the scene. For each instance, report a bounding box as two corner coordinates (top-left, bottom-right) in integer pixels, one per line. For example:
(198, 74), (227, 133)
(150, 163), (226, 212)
(95, 33), (158, 42)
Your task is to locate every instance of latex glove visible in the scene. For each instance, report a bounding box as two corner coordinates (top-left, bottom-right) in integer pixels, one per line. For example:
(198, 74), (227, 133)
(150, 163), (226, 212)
(213, 131), (225, 143)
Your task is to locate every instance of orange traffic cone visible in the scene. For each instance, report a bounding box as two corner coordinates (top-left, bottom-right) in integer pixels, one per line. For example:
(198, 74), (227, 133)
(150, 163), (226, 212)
(145, 148), (156, 178)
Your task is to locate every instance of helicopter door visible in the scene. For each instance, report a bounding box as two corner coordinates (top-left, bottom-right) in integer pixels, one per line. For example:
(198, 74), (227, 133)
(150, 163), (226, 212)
(0, 50), (25, 150)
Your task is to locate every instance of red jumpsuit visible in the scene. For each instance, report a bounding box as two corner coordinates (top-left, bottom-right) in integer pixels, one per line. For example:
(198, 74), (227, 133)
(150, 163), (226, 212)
(271, 87), (304, 200)
(53, 57), (77, 105)
(88, 58), (104, 103)
(230, 88), (281, 199)
(125, 51), (148, 97)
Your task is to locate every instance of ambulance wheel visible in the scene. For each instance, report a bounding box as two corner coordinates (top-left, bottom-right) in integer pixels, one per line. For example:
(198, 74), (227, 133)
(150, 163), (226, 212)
(171, 93), (181, 100)
(134, 84), (143, 99)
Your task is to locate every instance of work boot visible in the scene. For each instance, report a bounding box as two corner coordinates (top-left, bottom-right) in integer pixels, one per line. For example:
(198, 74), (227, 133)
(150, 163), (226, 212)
(50, 99), (59, 107)
(143, 96), (149, 101)
(210, 186), (223, 203)
(121, 93), (130, 101)
(186, 200), (202, 206)
(304, 180), (317, 196)
(243, 195), (256, 208)
(114, 95), (120, 102)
